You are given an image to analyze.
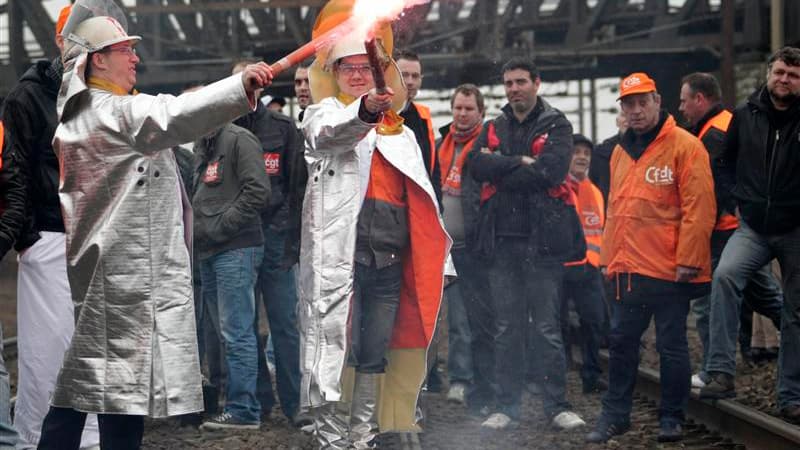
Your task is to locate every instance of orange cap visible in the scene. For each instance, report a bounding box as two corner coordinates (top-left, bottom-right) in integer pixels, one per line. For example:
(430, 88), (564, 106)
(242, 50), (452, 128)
(56, 5), (72, 36)
(618, 72), (657, 100)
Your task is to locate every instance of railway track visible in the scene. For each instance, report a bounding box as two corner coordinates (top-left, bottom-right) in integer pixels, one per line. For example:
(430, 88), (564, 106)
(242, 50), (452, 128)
(598, 349), (800, 450)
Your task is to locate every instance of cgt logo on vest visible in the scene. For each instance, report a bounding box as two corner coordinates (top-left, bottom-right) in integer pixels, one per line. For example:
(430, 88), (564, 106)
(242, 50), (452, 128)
(645, 165), (674, 185)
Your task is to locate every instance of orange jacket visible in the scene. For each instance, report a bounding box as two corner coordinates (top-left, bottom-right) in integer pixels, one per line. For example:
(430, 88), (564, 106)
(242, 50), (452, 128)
(698, 109), (738, 232)
(600, 115), (716, 283)
(415, 103), (437, 177)
(566, 177), (605, 268)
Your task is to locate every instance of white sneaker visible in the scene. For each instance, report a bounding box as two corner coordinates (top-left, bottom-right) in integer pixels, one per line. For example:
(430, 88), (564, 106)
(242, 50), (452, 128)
(447, 383), (467, 404)
(551, 411), (586, 430)
(481, 412), (513, 430)
(691, 373), (707, 389)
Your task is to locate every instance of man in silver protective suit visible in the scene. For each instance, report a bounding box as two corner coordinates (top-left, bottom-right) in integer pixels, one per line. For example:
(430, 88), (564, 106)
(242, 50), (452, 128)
(299, 1), (453, 448)
(35, 13), (274, 449)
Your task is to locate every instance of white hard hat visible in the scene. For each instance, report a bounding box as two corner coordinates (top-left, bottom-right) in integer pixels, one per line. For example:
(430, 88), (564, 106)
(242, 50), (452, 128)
(65, 16), (141, 54)
(325, 34), (368, 69)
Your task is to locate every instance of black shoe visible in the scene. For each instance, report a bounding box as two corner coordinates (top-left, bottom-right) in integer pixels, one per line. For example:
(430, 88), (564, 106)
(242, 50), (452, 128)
(585, 419), (630, 443)
(657, 422), (683, 442)
(780, 405), (800, 424)
(699, 372), (736, 399)
(582, 379), (608, 394)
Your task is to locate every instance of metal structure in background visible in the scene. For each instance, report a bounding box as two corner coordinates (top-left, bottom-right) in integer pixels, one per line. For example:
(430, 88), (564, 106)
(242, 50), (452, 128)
(0, 0), (798, 105)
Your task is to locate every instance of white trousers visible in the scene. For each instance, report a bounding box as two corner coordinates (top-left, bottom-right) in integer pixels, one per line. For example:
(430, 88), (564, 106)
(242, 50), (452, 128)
(15, 232), (99, 449)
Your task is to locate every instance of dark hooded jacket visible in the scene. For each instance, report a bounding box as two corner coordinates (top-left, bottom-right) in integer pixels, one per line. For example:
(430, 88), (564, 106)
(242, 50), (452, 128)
(234, 102), (306, 267)
(717, 85), (800, 234)
(0, 124), (26, 260)
(2, 58), (62, 251)
(192, 124), (271, 260)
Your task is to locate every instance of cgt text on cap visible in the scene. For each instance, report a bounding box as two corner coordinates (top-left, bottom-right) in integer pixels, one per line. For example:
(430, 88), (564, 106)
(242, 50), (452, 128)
(618, 72), (657, 100)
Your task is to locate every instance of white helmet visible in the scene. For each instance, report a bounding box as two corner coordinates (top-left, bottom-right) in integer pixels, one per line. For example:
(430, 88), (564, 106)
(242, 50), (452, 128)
(325, 34), (369, 70)
(65, 16), (141, 55)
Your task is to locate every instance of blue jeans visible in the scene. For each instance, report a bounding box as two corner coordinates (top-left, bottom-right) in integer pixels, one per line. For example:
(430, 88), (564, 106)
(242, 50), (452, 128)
(0, 324), (17, 449)
(561, 264), (606, 388)
(447, 247), (476, 384)
(255, 227), (301, 419)
(489, 238), (569, 419)
(706, 220), (800, 408)
(603, 283), (691, 426)
(693, 228), (782, 377)
(201, 246), (264, 423)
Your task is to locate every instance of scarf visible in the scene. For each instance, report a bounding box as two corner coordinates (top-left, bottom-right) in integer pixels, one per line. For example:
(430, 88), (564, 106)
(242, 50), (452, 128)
(87, 76), (135, 96)
(438, 122), (482, 196)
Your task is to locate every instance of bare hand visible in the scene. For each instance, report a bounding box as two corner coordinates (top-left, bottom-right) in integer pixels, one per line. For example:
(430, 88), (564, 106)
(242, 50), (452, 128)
(364, 87), (394, 114)
(600, 267), (608, 279)
(521, 156), (536, 165)
(676, 265), (700, 282)
(241, 62), (274, 94)
(480, 147), (492, 154)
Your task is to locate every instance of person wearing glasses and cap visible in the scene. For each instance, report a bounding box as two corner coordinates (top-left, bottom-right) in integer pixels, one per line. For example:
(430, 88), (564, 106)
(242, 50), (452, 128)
(586, 72), (715, 444)
(2, 5), (102, 448)
(299, 1), (452, 448)
(34, 5), (275, 448)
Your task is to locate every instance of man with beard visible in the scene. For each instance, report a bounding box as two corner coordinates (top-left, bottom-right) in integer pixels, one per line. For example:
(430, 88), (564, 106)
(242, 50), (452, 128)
(677, 72), (782, 390)
(700, 47), (800, 424)
(469, 57), (586, 431)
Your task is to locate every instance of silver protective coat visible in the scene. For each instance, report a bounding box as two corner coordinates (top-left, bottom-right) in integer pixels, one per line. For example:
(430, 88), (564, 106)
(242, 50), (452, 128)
(298, 97), (453, 410)
(52, 53), (254, 417)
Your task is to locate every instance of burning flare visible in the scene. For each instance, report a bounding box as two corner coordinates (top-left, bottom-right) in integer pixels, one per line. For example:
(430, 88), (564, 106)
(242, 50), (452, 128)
(268, 0), (430, 76)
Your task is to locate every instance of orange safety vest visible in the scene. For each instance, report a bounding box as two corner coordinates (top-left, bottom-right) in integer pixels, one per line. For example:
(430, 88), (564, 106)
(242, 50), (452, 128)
(698, 109), (738, 232)
(415, 103), (437, 177)
(566, 177), (605, 268)
(600, 115), (716, 284)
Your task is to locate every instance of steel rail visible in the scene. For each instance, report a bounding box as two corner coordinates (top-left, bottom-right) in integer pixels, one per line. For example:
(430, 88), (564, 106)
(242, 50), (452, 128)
(597, 349), (800, 450)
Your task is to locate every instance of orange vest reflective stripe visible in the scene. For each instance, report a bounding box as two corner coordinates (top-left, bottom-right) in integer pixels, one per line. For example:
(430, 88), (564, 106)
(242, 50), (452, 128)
(0, 122), (5, 171)
(698, 109), (738, 231)
(415, 103), (437, 177)
(566, 178), (605, 267)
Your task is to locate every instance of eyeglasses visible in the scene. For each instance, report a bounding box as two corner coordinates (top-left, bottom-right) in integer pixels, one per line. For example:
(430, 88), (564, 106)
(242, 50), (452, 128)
(104, 46), (137, 57)
(337, 63), (373, 77)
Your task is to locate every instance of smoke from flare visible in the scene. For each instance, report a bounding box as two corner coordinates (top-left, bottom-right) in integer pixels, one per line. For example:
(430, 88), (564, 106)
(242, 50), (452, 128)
(352, 0), (430, 40)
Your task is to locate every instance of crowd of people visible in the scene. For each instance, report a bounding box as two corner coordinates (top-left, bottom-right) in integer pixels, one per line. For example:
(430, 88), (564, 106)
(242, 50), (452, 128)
(0, 1), (799, 449)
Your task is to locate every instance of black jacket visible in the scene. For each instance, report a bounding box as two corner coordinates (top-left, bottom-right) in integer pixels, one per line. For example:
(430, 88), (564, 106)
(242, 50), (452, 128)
(401, 101), (443, 208)
(717, 86), (800, 234)
(688, 104), (737, 219)
(467, 99), (585, 264)
(0, 125), (26, 261)
(2, 58), (62, 251)
(192, 124), (271, 260)
(234, 102), (306, 267)
(590, 133), (619, 206)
